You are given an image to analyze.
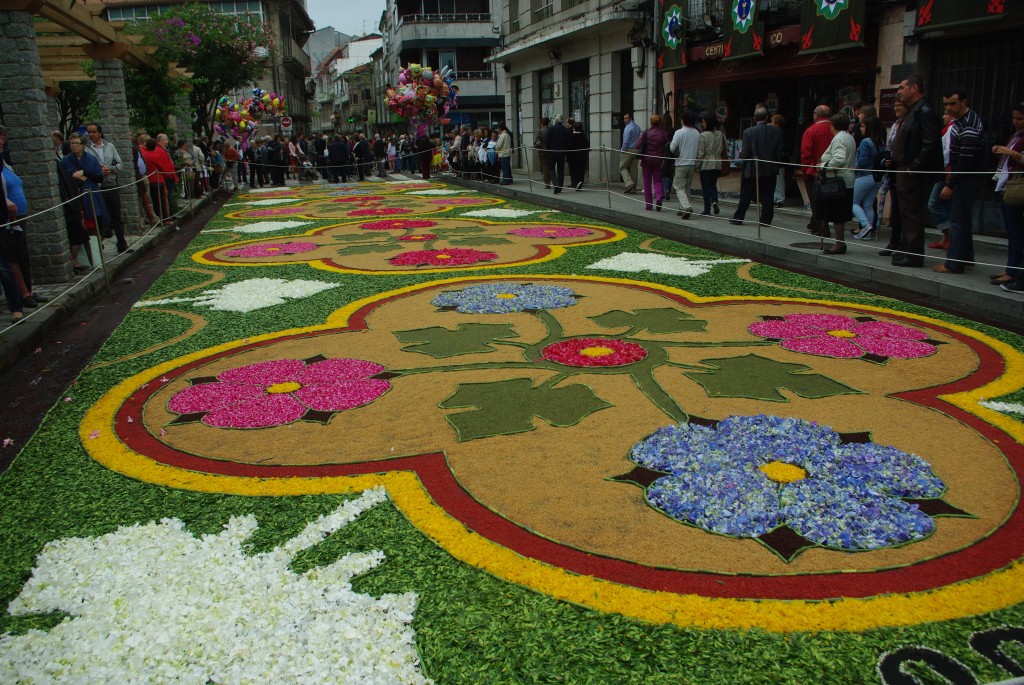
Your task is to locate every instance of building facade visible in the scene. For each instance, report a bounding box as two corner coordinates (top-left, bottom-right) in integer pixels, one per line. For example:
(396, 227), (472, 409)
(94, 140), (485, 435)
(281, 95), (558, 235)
(98, 0), (314, 133)
(491, 0), (656, 181)
(381, 0), (506, 134)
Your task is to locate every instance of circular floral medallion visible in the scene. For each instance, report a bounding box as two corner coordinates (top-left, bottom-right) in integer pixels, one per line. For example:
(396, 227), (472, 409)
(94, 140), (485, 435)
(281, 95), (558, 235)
(749, 313), (938, 360)
(224, 241), (318, 258)
(388, 248), (498, 267)
(360, 219), (437, 230)
(631, 415), (943, 550)
(349, 207), (414, 217)
(431, 282), (579, 313)
(507, 226), (594, 238)
(167, 358), (390, 429)
(542, 338), (648, 367)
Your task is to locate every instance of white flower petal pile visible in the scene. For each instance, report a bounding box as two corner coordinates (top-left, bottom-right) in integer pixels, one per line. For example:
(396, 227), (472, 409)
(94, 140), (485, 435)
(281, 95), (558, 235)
(403, 189), (476, 196)
(206, 221), (313, 235)
(586, 252), (749, 277)
(226, 198), (303, 207)
(134, 278), (340, 313)
(0, 487), (432, 684)
(460, 208), (542, 218)
(979, 400), (1024, 416)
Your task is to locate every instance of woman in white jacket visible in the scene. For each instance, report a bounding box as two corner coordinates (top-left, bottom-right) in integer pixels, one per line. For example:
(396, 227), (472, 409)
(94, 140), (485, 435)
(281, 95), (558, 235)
(818, 112), (857, 255)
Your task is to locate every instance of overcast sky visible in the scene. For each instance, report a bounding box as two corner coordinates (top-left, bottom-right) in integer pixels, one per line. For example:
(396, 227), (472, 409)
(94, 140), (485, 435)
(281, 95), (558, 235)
(306, 0), (387, 37)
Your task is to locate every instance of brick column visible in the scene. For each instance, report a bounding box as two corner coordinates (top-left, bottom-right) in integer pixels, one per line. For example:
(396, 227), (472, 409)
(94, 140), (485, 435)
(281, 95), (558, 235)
(90, 57), (142, 235)
(0, 10), (72, 283)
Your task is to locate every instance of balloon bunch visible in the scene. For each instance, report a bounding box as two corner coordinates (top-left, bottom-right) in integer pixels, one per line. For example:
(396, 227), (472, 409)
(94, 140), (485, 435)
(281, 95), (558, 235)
(213, 88), (287, 149)
(384, 63), (459, 128)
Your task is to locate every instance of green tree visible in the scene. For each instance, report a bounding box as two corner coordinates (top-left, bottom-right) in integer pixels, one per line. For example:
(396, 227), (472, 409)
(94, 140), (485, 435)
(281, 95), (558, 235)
(124, 66), (183, 136)
(54, 80), (97, 137)
(132, 4), (274, 136)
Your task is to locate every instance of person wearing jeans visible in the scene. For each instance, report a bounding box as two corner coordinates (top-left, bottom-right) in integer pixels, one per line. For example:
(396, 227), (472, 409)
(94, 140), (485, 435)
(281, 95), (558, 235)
(696, 114), (724, 216)
(851, 115), (886, 239)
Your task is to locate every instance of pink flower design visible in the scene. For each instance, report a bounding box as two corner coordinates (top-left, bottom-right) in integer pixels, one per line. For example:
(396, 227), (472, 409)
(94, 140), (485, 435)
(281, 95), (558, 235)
(542, 338), (648, 367)
(349, 207), (414, 217)
(507, 226), (593, 238)
(167, 358), (391, 429)
(246, 207), (307, 217)
(360, 219), (437, 230)
(748, 313), (937, 360)
(397, 234), (438, 241)
(224, 241), (318, 258)
(430, 198), (487, 205)
(388, 248), (499, 267)
(333, 195), (386, 204)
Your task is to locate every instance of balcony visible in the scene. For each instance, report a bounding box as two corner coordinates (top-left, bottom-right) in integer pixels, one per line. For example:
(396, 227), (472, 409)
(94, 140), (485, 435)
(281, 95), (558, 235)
(496, 2), (645, 60)
(397, 13), (491, 26)
(393, 14), (500, 51)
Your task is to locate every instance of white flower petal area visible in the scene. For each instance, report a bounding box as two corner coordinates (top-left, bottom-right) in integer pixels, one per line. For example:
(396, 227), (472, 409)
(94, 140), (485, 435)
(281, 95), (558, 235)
(460, 208), (543, 219)
(587, 252), (749, 277)
(206, 220), (313, 235)
(404, 189), (478, 196)
(226, 198), (303, 207)
(0, 487), (432, 685)
(244, 186), (298, 194)
(135, 278), (340, 313)
(980, 400), (1024, 417)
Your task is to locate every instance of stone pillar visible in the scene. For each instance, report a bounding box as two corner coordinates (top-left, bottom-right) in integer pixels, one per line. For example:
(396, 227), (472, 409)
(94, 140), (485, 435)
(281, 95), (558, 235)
(90, 57), (142, 235)
(0, 10), (72, 284)
(45, 86), (60, 133)
(172, 91), (193, 145)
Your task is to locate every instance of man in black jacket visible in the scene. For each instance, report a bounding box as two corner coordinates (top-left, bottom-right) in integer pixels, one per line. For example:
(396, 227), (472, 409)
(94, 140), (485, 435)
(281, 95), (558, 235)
(414, 133), (433, 180)
(543, 115), (571, 194)
(890, 75), (943, 267)
(730, 105), (784, 227)
(352, 134), (372, 181)
(326, 135), (348, 183)
(372, 134), (387, 177)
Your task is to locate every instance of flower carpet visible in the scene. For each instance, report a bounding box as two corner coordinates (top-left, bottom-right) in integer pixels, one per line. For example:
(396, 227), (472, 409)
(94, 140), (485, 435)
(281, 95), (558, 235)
(3, 179), (1024, 683)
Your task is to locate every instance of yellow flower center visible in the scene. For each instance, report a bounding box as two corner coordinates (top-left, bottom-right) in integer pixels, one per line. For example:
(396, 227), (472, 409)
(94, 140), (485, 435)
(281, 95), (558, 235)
(759, 461), (807, 483)
(545, 229), (558, 234)
(266, 247), (280, 252)
(435, 254), (452, 260)
(266, 382), (302, 394)
(580, 346), (616, 358)
(495, 293), (518, 299)
(827, 330), (856, 338)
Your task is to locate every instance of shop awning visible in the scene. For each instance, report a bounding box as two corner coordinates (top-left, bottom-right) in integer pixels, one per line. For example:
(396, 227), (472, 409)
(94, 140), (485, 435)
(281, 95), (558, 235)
(915, 0), (1006, 34)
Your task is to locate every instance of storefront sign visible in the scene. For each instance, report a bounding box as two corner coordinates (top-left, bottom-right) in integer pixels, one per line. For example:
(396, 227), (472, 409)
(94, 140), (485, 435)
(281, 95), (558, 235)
(878, 88), (898, 126)
(690, 25), (800, 62)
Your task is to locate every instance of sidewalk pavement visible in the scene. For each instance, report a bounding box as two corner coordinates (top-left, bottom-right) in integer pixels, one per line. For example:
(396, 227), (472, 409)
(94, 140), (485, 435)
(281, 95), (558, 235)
(0, 191), (214, 375)
(449, 168), (1022, 327)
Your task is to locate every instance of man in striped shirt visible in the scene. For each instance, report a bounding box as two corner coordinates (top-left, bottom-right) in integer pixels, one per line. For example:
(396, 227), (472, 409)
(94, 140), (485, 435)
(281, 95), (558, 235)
(935, 89), (986, 275)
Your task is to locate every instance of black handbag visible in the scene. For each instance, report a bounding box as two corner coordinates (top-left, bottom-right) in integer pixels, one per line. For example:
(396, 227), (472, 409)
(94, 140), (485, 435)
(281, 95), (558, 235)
(814, 167), (846, 202)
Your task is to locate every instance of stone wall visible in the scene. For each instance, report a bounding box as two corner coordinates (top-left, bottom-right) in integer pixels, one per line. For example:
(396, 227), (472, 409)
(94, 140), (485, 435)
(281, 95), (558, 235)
(0, 11), (72, 284)
(93, 58), (142, 234)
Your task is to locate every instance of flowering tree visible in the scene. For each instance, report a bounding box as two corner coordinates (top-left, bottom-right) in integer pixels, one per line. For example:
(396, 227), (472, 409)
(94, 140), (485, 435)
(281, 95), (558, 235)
(133, 4), (275, 136)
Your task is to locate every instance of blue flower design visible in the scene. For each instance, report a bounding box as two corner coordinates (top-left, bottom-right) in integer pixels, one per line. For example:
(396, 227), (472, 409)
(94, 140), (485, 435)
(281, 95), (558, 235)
(431, 282), (579, 314)
(630, 415), (944, 550)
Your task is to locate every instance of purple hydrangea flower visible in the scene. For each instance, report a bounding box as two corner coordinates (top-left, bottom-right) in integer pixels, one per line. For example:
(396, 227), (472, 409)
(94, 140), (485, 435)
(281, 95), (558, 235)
(630, 415), (944, 550)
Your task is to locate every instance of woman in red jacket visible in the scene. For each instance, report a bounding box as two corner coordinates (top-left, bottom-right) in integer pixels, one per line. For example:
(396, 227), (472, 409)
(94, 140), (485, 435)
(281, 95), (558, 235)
(140, 138), (178, 224)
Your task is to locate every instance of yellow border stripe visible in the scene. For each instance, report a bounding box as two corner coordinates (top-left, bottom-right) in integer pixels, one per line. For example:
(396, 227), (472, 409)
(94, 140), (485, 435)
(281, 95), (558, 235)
(80, 274), (1024, 631)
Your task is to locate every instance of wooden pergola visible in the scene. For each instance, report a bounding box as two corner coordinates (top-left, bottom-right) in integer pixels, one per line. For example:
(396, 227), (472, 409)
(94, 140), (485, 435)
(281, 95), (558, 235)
(0, 0), (189, 92)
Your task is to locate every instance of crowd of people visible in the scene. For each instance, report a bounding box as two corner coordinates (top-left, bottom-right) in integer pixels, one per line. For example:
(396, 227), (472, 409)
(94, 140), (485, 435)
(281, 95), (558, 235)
(593, 75), (1023, 294)
(4, 81), (1024, 325)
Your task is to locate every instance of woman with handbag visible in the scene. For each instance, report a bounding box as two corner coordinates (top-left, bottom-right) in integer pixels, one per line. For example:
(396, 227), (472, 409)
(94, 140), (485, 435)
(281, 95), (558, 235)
(992, 102), (1024, 293)
(817, 112), (856, 255)
(696, 114), (725, 216)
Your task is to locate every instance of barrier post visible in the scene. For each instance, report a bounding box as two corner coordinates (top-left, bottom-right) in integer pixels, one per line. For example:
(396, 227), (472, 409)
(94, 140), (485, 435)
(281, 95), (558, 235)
(603, 147), (612, 208)
(86, 190), (112, 295)
(525, 144), (534, 192)
(755, 157), (762, 240)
